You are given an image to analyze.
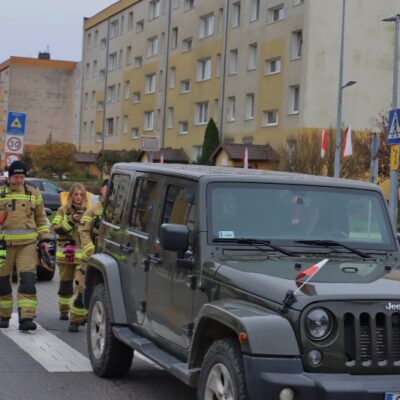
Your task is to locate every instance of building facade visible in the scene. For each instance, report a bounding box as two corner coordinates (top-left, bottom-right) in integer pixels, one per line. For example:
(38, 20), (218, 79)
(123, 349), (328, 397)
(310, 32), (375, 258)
(0, 55), (79, 167)
(79, 0), (399, 162)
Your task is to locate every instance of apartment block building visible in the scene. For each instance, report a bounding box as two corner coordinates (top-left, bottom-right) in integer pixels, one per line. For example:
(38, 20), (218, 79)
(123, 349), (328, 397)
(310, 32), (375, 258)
(0, 55), (79, 166)
(79, 0), (399, 162)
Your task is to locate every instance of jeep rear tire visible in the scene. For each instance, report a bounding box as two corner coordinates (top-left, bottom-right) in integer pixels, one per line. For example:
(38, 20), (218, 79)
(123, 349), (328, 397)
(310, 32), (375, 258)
(197, 338), (248, 400)
(87, 284), (133, 378)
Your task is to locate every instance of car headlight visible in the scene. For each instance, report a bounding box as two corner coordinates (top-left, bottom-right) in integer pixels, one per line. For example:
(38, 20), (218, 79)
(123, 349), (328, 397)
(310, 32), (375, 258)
(305, 308), (333, 340)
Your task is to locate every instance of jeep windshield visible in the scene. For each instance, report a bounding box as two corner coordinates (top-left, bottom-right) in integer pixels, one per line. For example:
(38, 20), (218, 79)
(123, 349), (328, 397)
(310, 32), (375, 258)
(208, 183), (396, 251)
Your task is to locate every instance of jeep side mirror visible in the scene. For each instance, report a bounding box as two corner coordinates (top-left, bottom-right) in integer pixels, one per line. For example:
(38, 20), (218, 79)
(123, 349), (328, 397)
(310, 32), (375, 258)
(160, 223), (189, 252)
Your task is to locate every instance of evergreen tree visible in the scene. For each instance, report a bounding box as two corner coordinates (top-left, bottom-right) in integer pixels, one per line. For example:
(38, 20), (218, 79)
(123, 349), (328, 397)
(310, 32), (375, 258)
(198, 118), (220, 165)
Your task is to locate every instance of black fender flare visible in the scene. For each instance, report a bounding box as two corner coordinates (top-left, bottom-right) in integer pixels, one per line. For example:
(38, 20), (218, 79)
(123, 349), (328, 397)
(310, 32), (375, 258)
(84, 253), (128, 324)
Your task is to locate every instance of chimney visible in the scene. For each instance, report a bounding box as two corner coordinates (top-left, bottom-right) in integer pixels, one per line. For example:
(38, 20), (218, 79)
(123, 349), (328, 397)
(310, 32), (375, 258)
(38, 52), (51, 60)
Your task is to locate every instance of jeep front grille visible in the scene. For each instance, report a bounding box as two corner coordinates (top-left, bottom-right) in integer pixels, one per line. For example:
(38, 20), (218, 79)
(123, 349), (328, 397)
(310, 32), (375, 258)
(344, 311), (400, 367)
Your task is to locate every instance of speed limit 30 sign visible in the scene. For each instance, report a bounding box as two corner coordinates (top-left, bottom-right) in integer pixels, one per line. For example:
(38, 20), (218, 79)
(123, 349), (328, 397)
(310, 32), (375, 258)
(5, 134), (24, 154)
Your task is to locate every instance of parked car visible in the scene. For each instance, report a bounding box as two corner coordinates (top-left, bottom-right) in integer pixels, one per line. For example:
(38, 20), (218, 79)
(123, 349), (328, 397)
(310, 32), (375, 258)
(24, 178), (64, 211)
(84, 163), (400, 398)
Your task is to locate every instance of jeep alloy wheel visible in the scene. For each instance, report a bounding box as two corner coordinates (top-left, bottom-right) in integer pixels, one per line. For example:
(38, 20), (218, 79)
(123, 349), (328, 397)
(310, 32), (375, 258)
(198, 338), (248, 400)
(87, 284), (133, 378)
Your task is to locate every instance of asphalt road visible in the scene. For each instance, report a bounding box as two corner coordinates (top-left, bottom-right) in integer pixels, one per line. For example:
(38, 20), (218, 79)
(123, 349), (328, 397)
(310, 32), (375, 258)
(0, 273), (196, 400)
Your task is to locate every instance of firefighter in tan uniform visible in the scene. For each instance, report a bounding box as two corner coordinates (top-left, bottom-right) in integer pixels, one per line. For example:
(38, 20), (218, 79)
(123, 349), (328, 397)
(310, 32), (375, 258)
(69, 180), (108, 332)
(0, 161), (50, 331)
(52, 183), (87, 322)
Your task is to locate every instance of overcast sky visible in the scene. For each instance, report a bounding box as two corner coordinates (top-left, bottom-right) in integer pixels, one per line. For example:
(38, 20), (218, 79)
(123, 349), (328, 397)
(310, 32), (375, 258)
(0, 0), (117, 62)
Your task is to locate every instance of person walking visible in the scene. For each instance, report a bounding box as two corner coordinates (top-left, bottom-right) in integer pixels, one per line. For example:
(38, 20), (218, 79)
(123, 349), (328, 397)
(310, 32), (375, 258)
(69, 179), (108, 332)
(0, 160), (50, 331)
(52, 183), (88, 321)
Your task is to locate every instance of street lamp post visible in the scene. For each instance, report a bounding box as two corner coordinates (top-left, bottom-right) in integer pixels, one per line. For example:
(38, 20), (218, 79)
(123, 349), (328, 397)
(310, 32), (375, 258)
(382, 13), (400, 229)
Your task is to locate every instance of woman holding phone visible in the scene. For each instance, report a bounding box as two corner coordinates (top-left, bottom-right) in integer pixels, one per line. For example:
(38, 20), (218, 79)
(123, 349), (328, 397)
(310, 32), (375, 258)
(52, 183), (88, 325)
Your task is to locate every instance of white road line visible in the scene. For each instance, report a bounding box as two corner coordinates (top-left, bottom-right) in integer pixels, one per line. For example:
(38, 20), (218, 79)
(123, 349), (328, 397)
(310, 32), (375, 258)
(0, 313), (160, 372)
(1, 313), (91, 372)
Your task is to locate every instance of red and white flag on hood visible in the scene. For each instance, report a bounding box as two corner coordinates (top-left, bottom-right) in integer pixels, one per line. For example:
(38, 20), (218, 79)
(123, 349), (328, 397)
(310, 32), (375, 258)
(342, 125), (353, 159)
(295, 259), (329, 294)
(321, 129), (328, 158)
(243, 147), (249, 169)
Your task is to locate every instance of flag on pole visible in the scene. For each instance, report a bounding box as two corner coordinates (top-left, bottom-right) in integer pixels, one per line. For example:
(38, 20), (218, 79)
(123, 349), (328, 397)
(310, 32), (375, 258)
(321, 129), (328, 158)
(243, 147), (249, 169)
(294, 259), (329, 295)
(160, 153), (164, 164)
(342, 125), (353, 159)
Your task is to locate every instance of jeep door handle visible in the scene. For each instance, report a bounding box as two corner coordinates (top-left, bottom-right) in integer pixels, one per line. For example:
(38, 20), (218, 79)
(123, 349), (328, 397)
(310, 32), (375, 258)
(120, 244), (133, 254)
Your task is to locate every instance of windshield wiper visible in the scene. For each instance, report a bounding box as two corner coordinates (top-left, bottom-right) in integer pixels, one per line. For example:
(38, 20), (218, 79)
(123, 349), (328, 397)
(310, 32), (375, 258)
(213, 238), (295, 256)
(295, 240), (372, 259)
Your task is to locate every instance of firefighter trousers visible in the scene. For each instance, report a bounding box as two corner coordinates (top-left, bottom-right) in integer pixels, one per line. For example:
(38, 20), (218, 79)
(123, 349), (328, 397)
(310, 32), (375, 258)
(0, 243), (38, 320)
(70, 262), (88, 323)
(57, 262), (79, 313)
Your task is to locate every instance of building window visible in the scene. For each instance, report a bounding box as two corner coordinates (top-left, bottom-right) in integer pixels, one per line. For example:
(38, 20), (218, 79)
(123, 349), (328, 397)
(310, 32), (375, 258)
(184, 0), (194, 11)
(169, 67), (176, 88)
(182, 37), (193, 52)
(173, 0), (180, 9)
(232, 2), (241, 28)
(229, 49), (238, 75)
(106, 118), (114, 135)
(87, 33), (92, 49)
(289, 85), (300, 114)
(178, 120), (189, 134)
(110, 20), (119, 39)
(226, 96), (236, 122)
(268, 4), (284, 23)
(90, 121), (94, 137)
(249, 0), (260, 22)
(96, 132), (102, 142)
(218, 8), (224, 33)
(134, 56), (143, 68)
(149, 0), (161, 20)
(100, 38), (107, 49)
(109, 52), (117, 70)
(136, 19), (144, 33)
(145, 73), (157, 94)
(265, 57), (281, 75)
(291, 30), (303, 59)
(167, 107), (174, 128)
(92, 60), (97, 77)
(171, 27), (178, 49)
(123, 115), (129, 134)
(197, 58), (212, 81)
(126, 46), (132, 65)
(199, 13), (214, 38)
(131, 127), (139, 139)
(294, 0), (304, 5)
(107, 85), (116, 103)
(83, 122), (88, 137)
(245, 93), (255, 120)
(144, 111), (155, 131)
(124, 81), (130, 99)
(85, 63), (90, 78)
(147, 36), (158, 57)
(180, 79), (191, 93)
(132, 92), (141, 103)
(94, 30), (99, 47)
(247, 43), (258, 70)
(216, 53), (221, 78)
(84, 93), (89, 108)
(119, 49), (123, 69)
(99, 69), (105, 81)
(97, 101), (104, 112)
(128, 11), (134, 31)
(195, 102), (208, 125)
(262, 110), (278, 126)
(91, 90), (96, 107)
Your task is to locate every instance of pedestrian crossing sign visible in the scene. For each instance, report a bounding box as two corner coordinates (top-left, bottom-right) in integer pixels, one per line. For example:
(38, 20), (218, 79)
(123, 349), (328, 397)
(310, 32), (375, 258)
(6, 111), (26, 135)
(388, 108), (400, 145)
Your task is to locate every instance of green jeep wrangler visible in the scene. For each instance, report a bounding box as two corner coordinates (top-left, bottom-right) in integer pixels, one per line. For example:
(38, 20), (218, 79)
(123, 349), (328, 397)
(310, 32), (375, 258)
(84, 163), (400, 400)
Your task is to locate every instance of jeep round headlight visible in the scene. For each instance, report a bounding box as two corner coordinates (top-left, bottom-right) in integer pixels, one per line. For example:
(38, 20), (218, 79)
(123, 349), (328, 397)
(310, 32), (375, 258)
(305, 308), (333, 340)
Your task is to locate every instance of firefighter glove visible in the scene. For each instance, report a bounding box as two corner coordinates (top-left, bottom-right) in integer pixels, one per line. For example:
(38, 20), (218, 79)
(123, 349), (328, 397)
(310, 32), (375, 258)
(64, 244), (76, 262)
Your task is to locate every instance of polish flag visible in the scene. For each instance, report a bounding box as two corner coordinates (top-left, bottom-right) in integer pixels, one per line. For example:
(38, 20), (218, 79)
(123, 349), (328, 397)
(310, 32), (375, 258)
(243, 147), (249, 169)
(321, 129), (328, 158)
(160, 153), (164, 164)
(342, 125), (353, 159)
(295, 259), (329, 293)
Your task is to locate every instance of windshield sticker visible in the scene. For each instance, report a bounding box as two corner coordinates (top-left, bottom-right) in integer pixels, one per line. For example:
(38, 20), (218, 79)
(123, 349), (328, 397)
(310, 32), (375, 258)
(219, 231), (235, 239)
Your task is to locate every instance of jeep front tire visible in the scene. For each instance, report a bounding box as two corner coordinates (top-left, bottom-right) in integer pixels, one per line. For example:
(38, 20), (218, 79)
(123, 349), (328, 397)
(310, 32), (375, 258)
(87, 284), (133, 378)
(197, 338), (248, 400)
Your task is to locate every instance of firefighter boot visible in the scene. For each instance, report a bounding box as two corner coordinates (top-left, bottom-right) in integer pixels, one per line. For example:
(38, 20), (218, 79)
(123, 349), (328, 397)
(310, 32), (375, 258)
(68, 322), (80, 332)
(0, 318), (10, 328)
(19, 319), (37, 331)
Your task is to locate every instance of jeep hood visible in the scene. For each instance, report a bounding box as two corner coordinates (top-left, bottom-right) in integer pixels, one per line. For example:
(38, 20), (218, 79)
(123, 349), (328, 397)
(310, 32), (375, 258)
(209, 256), (400, 310)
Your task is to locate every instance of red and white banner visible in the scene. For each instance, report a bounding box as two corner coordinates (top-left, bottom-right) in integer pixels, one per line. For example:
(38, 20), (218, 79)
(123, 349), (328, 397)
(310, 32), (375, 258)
(243, 147), (248, 169)
(321, 129), (328, 158)
(295, 259), (329, 294)
(342, 125), (353, 158)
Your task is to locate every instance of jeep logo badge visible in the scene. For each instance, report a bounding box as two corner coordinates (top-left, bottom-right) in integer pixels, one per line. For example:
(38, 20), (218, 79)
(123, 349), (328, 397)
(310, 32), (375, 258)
(385, 302), (400, 311)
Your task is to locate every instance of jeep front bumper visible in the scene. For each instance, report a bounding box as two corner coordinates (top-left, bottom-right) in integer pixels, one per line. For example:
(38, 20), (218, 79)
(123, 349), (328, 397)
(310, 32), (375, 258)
(243, 356), (400, 400)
